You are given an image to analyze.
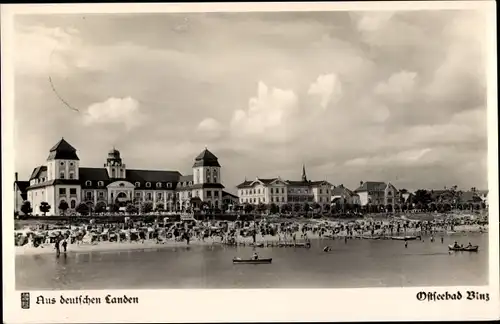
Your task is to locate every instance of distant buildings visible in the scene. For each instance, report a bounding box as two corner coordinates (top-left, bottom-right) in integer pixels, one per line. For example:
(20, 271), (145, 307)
(331, 184), (361, 206)
(236, 165), (332, 207)
(354, 181), (398, 208)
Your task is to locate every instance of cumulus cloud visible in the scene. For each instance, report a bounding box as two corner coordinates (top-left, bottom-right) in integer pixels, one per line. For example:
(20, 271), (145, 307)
(15, 25), (81, 76)
(374, 70), (418, 102)
(308, 73), (342, 109)
(83, 97), (145, 130)
(353, 12), (395, 32)
(344, 148), (434, 167)
(197, 117), (223, 140)
(230, 82), (298, 142)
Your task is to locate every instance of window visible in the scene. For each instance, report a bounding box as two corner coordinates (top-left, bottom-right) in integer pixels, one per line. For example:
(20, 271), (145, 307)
(189, 181), (192, 186)
(86, 181), (92, 186)
(60, 161), (65, 166)
(320, 189), (323, 194)
(282, 197), (285, 202)
(98, 192), (104, 198)
(207, 190), (212, 197)
(86, 192), (92, 200)
(111, 192), (114, 199)
(146, 182), (151, 188)
(135, 192), (141, 197)
(156, 182), (162, 188)
(111, 169), (115, 177)
(214, 191), (219, 197)
(282, 188), (285, 194)
(60, 172), (65, 179)
(147, 193), (152, 200)
(270, 188), (273, 194)
(387, 198), (393, 204)
(167, 183), (172, 188)
(70, 188), (77, 195)
(135, 182), (140, 187)
(70, 162), (74, 167)
(98, 181), (104, 186)
(71, 200), (76, 208)
(59, 188), (66, 195)
(157, 193), (162, 200)
(69, 172), (74, 179)
(119, 183), (125, 187)
(326, 189), (329, 194)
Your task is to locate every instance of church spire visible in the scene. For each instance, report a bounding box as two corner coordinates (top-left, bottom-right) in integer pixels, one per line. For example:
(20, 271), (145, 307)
(302, 164), (308, 182)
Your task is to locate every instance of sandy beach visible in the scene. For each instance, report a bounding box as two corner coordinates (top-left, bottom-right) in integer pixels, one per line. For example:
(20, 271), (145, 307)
(15, 222), (487, 256)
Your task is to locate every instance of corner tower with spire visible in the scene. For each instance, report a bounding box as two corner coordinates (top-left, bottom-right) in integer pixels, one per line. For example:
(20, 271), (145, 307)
(46, 137), (80, 181)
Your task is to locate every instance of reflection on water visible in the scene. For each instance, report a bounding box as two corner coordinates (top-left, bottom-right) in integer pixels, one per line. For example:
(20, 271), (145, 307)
(16, 234), (488, 290)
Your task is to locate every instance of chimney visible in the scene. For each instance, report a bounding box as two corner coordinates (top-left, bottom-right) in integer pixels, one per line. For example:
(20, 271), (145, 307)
(360, 181), (363, 186)
(15, 172), (18, 182)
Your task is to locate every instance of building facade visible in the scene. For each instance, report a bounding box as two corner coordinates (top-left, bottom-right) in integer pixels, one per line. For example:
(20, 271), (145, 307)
(236, 165), (332, 206)
(331, 184), (361, 206)
(23, 138), (225, 216)
(354, 181), (398, 208)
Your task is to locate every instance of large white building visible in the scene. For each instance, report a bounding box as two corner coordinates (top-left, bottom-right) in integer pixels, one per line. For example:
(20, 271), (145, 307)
(21, 138), (226, 215)
(236, 165), (332, 206)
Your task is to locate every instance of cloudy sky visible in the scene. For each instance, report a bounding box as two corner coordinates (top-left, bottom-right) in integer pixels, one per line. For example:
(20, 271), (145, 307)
(13, 9), (489, 193)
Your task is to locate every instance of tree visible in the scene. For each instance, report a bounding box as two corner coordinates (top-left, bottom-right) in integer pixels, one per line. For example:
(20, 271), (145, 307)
(293, 203), (301, 213)
(21, 201), (32, 215)
(312, 203), (322, 213)
(76, 202), (90, 216)
(141, 201), (154, 214)
(58, 200), (69, 216)
(413, 189), (432, 206)
(269, 203), (279, 214)
(156, 203), (165, 212)
(385, 204), (393, 213)
(95, 201), (107, 214)
(323, 204), (330, 213)
(108, 203), (119, 213)
(222, 203), (229, 213)
(126, 204), (138, 214)
(302, 202), (310, 213)
(243, 203), (253, 214)
(39, 202), (51, 216)
(280, 203), (291, 214)
(257, 203), (267, 214)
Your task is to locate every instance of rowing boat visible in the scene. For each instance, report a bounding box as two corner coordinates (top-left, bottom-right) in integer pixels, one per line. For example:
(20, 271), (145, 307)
(391, 236), (420, 241)
(232, 258), (272, 264)
(448, 245), (479, 252)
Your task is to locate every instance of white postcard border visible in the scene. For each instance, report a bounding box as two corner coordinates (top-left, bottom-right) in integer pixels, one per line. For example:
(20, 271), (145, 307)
(2, 2), (498, 323)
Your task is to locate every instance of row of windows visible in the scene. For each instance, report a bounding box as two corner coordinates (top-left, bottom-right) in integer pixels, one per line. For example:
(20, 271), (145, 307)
(59, 188), (77, 195)
(83, 181), (195, 188)
(59, 161), (76, 167)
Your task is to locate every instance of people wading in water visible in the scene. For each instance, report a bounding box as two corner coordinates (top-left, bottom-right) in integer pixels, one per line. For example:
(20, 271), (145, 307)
(55, 236), (61, 257)
(61, 236), (68, 253)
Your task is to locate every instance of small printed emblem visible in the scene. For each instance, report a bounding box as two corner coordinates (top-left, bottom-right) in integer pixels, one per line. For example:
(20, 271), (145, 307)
(21, 292), (30, 309)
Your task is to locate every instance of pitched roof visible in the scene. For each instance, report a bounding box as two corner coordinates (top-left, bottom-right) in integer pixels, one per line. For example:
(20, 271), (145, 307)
(30, 166), (47, 180)
(258, 178), (278, 184)
(125, 169), (182, 183)
(332, 185), (358, 196)
(355, 181), (387, 192)
(236, 180), (253, 188)
(79, 167), (110, 181)
(179, 175), (193, 183)
(192, 148), (220, 167)
(222, 190), (238, 199)
(27, 179), (81, 190)
(310, 180), (332, 187)
(47, 138), (79, 161)
(286, 180), (311, 186)
(15, 181), (30, 193)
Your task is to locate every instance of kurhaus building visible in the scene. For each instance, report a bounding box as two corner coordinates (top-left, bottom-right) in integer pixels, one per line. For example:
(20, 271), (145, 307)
(236, 166), (332, 206)
(24, 138), (225, 215)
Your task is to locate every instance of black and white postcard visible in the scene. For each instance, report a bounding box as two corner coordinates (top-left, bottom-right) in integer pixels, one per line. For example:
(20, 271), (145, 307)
(2, 2), (498, 323)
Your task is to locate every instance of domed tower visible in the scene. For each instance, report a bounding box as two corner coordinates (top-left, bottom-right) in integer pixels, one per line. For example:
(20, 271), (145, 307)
(105, 147), (126, 179)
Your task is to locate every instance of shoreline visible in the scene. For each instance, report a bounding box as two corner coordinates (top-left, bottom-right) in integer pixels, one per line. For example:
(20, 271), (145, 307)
(15, 224), (487, 256)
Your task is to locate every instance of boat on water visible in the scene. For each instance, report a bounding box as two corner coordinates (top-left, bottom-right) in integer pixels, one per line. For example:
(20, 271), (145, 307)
(232, 258), (272, 264)
(361, 236), (381, 240)
(448, 245), (479, 252)
(391, 236), (421, 241)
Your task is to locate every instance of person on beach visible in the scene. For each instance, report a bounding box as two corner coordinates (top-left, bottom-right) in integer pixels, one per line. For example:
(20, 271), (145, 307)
(441, 237), (444, 244)
(55, 237), (61, 256)
(252, 252), (259, 260)
(405, 241), (408, 248)
(61, 236), (68, 253)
